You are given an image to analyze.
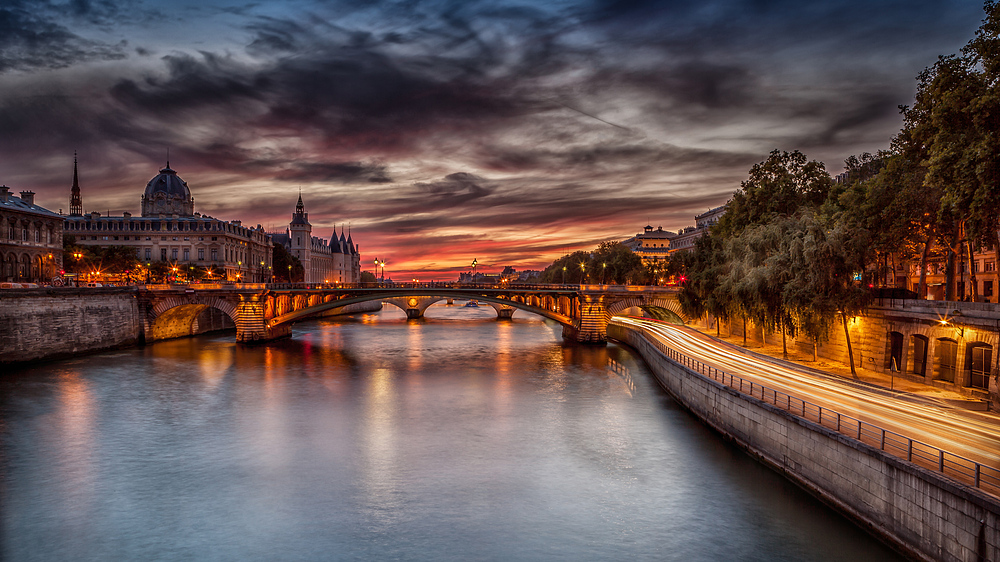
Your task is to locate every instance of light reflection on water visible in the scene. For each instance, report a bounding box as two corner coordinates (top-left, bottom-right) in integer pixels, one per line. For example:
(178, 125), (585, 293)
(0, 303), (902, 561)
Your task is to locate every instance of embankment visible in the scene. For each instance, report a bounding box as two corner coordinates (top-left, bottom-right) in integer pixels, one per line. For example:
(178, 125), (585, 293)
(609, 323), (999, 562)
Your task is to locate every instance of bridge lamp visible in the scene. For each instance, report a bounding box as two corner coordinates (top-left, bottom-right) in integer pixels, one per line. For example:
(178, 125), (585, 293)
(562, 266), (566, 284)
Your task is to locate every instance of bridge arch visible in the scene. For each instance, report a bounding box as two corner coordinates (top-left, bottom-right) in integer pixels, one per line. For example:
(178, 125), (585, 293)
(146, 295), (239, 341)
(267, 290), (575, 329)
(605, 296), (687, 324)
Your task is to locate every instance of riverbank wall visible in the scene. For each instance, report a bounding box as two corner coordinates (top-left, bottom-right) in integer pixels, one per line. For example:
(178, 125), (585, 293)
(1, 289), (384, 366)
(1, 287), (142, 364)
(695, 300), (999, 406)
(609, 323), (999, 562)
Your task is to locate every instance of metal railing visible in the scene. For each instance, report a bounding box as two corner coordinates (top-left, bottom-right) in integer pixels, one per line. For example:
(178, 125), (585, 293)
(610, 322), (1000, 497)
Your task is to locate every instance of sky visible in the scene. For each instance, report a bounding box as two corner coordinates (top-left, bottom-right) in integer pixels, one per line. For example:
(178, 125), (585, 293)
(0, 0), (988, 280)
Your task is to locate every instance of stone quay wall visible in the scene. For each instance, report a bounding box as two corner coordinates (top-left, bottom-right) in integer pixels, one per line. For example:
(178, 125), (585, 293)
(697, 300), (1000, 406)
(609, 323), (999, 562)
(1, 287), (142, 365)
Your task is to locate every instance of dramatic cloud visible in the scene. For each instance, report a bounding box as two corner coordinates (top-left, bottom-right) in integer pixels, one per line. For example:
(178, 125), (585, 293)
(0, 0), (987, 278)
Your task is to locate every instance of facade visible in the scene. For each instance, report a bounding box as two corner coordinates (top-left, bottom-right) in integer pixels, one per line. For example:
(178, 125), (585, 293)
(270, 195), (361, 283)
(64, 161), (273, 282)
(893, 251), (1000, 303)
(622, 225), (675, 264)
(0, 185), (63, 282)
(668, 205), (727, 253)
(622, 205), (727, 263)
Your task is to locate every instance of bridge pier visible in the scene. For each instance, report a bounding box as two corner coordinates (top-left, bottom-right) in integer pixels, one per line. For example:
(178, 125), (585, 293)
(564, 294), (608, 344)
(235, 294), (291, 343)
(486, 302), (516, 320)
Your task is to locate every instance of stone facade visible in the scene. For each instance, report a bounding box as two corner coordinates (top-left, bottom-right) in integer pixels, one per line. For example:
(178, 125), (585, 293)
(0, 186), (63, 282)
(702, 300), (1000, 406)
(270, 195), (361, 284)
(64, 163), (272, 282)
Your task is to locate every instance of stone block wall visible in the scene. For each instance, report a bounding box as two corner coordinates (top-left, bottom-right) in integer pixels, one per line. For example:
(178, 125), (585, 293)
(0, 287), (141, 364)
(701, 304), (998, 403)
(610, 324), (999, 562)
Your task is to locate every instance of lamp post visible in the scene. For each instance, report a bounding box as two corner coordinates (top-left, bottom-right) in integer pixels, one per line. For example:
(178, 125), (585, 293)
(472, 258), (478, 283)
(580, 262), (586, 284)
(602, 262), (607, 285)
(562, 266), (566, 284)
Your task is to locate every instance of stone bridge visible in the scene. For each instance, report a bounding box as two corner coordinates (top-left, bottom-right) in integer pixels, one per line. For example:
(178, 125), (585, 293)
(135, 283), (686, 344)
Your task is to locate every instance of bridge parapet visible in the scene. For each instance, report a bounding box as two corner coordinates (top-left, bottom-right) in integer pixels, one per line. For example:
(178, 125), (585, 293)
(136, 284), (683, 345)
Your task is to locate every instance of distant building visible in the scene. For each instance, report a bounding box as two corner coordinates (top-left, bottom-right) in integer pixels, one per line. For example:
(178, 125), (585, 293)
(64, 159), (273, 282)
(269, 195), (361, 284)
(622, 225), (675, 265)
(668, 205), (727, 254)
(621, 205), (727, 263)
(0, 185), (63, 282)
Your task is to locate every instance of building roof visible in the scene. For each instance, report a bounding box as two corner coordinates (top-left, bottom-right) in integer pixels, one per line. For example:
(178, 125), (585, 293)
(0, 187), (62, 218)
(143, 164), (192, 201)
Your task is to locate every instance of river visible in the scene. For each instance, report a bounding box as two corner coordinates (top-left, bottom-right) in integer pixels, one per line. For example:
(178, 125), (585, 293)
(0, 303), (902, 561)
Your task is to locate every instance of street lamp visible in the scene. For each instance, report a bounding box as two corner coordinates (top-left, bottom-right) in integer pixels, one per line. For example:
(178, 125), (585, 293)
(562, 266), (566, 284)
(580, 262), (586, 284)
(602, 262), (607, 285)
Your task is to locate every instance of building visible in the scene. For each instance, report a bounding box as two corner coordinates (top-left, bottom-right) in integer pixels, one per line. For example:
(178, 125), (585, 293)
(622, 225), (675, 264)
(64, 160), (273, 282)
(622, 205), (727, 264)
(269, 195), (361, 284)
(668, 205), (727, 254)
(0, 185), (63, 282)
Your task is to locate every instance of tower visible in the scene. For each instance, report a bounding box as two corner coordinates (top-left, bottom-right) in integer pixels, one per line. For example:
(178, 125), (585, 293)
(289, 194), (312, 281)
(69, 152), (82, 216)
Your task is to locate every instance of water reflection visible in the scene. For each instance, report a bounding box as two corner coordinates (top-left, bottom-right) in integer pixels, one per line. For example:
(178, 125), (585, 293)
(0, 307), (903, 562)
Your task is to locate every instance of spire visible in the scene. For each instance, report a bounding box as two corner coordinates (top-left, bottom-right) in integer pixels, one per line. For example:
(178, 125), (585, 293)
(69, 151), (82, 216)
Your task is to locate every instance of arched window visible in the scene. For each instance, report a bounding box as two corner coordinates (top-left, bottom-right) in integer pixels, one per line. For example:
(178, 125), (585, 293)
(885, 331), (904, 371)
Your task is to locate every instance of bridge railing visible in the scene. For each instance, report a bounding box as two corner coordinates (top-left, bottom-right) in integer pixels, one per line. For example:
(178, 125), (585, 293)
(609, 321), (1000, 498)
(257, 282), (679, 292)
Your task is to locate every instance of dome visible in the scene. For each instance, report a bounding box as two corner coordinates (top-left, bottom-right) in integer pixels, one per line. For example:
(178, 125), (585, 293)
(143, 165), (191, 201)
(141, 163), (195, 216)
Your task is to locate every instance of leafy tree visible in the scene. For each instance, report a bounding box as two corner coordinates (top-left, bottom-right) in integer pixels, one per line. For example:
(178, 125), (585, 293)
(715, 149), (832, 238)
(678, 231), (730, 335)
(900, 2), (1000, 300)
(360, 271), (377, 283)
(590, 241), (644, 284)
(272, 243), (304, 282)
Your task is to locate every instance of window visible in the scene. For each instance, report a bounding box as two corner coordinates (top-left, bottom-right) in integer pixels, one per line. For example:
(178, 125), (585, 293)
(34, 230), (39, 242)
(136, 248), (142, 259)
(161, 249), (167, 261)
(171, 248), (178, 260)
(986, 261), (996, 272)
(211, 249), (218, 261)
(211, 237), (217, 241)
(984, 280), (994, 298)
(183, 249), (190, 261)
(145, 237), (151, 241)
(198, 248), (204, 260)
(22, 227), (27, 240)
(145, 248), (151, 260)
(199, 237), (204, 241)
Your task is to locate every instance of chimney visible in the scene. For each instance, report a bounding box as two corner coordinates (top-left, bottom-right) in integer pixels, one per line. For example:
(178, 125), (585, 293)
(19, 191), (34, 205)
(0, 185), (8, 203)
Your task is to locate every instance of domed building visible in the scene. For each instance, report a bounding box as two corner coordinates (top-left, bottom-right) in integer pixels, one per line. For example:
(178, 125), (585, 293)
(141, 165), (195, 216)
(64, 160), (273, 282)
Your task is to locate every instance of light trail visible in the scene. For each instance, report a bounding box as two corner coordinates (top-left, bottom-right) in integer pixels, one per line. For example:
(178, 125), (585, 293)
(615, 317), (1000, 471)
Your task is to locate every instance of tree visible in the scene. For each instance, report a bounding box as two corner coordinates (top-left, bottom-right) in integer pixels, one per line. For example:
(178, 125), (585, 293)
(900, 2), (1000, 300)
(715, 149), (832, 238)
(272, 243), (304, 282)
(678, 231), (730, 335)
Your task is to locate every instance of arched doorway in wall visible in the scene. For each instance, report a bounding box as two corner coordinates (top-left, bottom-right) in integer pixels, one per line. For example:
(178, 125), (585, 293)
(965, 342), (992, 391)
(936, 338), (958, 383)
(910, 335), (928, 377)
(885, 331), (904, 372)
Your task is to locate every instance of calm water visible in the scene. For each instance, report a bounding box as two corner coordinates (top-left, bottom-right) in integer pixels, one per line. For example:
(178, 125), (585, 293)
(0, 304), (903, 561)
